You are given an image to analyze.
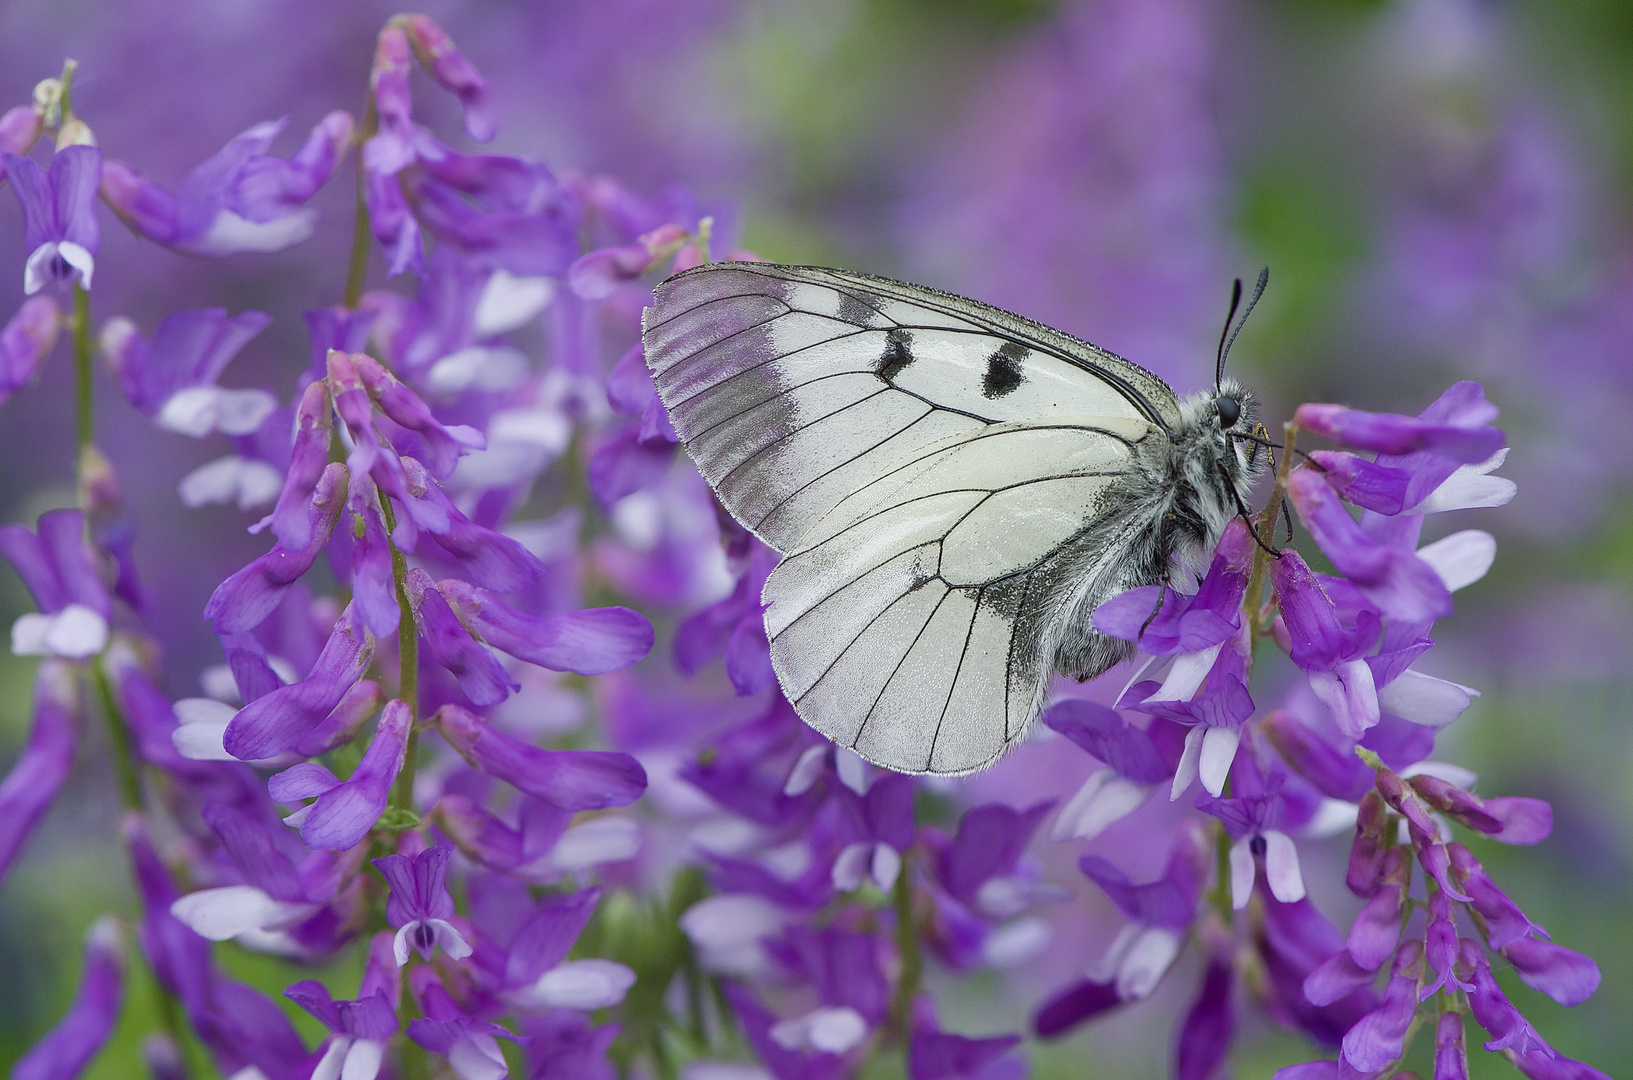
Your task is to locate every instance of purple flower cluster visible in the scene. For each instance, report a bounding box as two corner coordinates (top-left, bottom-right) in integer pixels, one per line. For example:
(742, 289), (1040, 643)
(0, 8), (1610, 1080)
(1028, 385), (1605, 1077)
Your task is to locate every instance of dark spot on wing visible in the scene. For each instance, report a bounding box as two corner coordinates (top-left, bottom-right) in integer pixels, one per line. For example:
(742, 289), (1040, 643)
(877, 328), (915, 383)
(837, 289), (880, 327)
(982, 341), (1028, 399)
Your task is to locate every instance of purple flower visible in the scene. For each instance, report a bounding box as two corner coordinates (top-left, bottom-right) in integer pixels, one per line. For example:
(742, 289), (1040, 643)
(907, 1028), (1022, 1080)
(1340, 940), (1423, 1072)
(205, 463), (350, 634)
(100, 112), (353, 256)
(1, 507), (113, 658)
(432, 703), (647, 811)
(408, 570), (518, 706)
(401, 15), (495, 142)
(437, 578), (654, 676)
(1093, 518), (1253, 655)
(1198, 778), (1306, 909)
(286, 964), (399, 1080)
(222, 603), (376, 760)
(1294, 382), (1503, 463)
(1044, 698), (1170, 841)
(1174, 939), (1234, 1080)
(268, 699), (410, 850)
(0, 296), (61, 408)
(406, 969), (515, 1079)
(372, 843), (474, 965)
(1123, 644), (1254, 798)
(101, 307), (275, 437)
(1287, 467), (1452, 624)
(4, 144), (100, 293)
(0, 659), (76, 886)
(1447, 843), (1548, 949)
(499, 888), (635, 1011)
(12, 917), (123, 1080)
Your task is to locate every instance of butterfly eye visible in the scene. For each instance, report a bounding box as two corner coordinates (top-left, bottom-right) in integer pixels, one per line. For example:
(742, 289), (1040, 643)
(1216, 395), (1241, 429)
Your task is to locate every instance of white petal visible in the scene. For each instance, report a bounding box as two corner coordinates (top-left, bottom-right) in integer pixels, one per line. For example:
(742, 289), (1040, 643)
(474, 270), (554, 336)
(311, 1039), (350, 1080)
(806, 1007), (869, 1054)
(1052, 769), (1151, 842)
(188, 207), (318, 256)
(1298, 798), (1361, 840)
(282, 803), (314, 828)
(489, 406), (571, 452)
(430, 346), (528, 396)
(1416, 530), (1496, 592)
(834, 748), (870, 794)
(981, 915), (1051, 968)
(11, 613), (52, 656)
(870, 843), (901, 893)
(519, 958), (637, 1010)
(1263, 831), (1306, 903)
(214, 389), (279, 436)
(235, 460), (285, 509)
(340, 1038), (385, 1080)
(23, 242), (57, 295)
(179, 456), (252, 508)
(56, 242), (94, 290)
(1170, 725), (1205, 801)
(1115, 927), (1183, 1000)
(549, 817), (642, 872)
(783, 745), (828, 796)
(159, 386), (223, 438)
(679, 894), (786, 976)
(176, 697), (239, 725)
(172, 720), (234, 761)
(770, 1007), (868, 1054)
(447, 1035), (509, 1080)
(392, 924), (413, 967)
(1147, 643), (1222, 703)
(1309, 659), (1380, 739)
(1090, 923), (1142, 983)
(200, 664), (242, 703)
(1412, 450), (1515, 514)
(681, 1064), (773, 1080)
(831, 842), (872, 892)
(1198, 726), (1241, 797)
(170, 886), (302, 941)
(975, 876), (1030, 920)
(1229, 837), (1255, 910)
(1377, 669), (1476, 728)
(428, 918), (473, 960)
(44, 604), (109, 659)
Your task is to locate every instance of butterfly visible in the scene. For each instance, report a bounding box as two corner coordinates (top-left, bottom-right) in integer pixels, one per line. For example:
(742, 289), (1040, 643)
(641, 262), (1269, 775)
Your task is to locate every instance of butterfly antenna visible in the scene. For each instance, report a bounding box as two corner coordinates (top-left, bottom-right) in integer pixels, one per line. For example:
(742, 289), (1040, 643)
(1215, 278), (1243, 392)
(1217, 266), (1270, 388)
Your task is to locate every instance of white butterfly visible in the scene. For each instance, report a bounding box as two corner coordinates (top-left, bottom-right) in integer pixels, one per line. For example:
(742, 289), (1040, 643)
(641, 263), (1267, 775)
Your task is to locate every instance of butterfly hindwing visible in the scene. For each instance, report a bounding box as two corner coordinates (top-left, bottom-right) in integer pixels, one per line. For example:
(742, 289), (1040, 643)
(642, 262), (1188, 774)
(761, 422), (1150, 774)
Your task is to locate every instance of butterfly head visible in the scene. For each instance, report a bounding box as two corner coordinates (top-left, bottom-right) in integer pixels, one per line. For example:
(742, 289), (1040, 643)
(1213, 376), (1266, 480)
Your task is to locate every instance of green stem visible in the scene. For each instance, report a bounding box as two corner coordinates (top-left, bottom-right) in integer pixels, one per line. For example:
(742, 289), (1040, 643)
(377, 496), (420, 812)
(90, 662), (141, 814)
(886, 854), (922, 1046)
(73, 284), (93, 456)
(1243, 421), (1298, 638)
(342, 95), (379, 309)
(1209, 821), (1235, 926)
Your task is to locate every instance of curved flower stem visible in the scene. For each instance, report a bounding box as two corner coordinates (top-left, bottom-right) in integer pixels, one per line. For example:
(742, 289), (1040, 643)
(886, 854), (922, 1047)
(72, 284), (93, 458)
(1243, 421), (1299, 640)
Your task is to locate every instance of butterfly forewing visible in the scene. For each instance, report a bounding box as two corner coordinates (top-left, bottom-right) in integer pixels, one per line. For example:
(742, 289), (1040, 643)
(642, 262), (1189, 774)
